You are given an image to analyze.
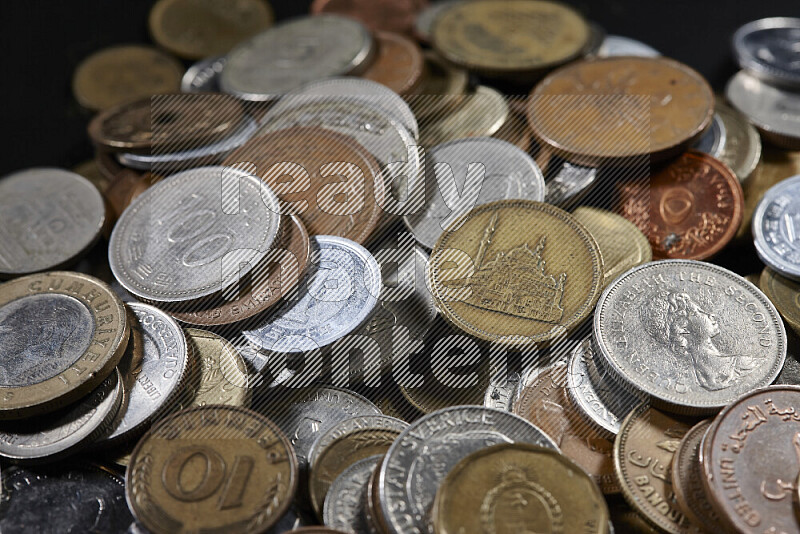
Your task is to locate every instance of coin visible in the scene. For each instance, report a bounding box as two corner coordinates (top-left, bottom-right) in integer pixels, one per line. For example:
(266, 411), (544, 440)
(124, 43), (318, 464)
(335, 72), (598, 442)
(149, 0), (274, 60)
(432, 0), (589, 78)
(323, 454), (382, 534)
(0, 168), (106, 278)
(0, 272), (128, 420)
(595, 260), (786, 414)
(703, 386), (800, 533)
(0, 464), (132, 531)
(72, 45), (183, 111)
(220, 15), (375, 101)
(692, 112), (727, 157)
(413, 0), (460, 44)
(109, 165), (282, 303)
(378, 406), (557, 534)
(73, 159), (112, 194)
(760, 267), (800, 337)
(544, 161), (598, 207)
(419, 86), (509, 147)
(184, 328), (249, 408)
(753, 175), (800, 281)
(311, 0), (427, 35)
(433, 443), (609, 534)
(181, 55), (226, 92)
(528, 57), (714, 166)
(596, 35), (660, 57)
(726, 70), (800, 149)
(429, 200), (603, 345)
(733, 17), (800, 88)
(572, 207), (652, 287)
(126, 405), (298, 534)
(365, 455), (389, 534)
(608, 498), (661, 534)
(408, 51), (468, 121)
(400, 366), (487, 414)
(360, 31), (424, 96)
(716, 99), (762, 183)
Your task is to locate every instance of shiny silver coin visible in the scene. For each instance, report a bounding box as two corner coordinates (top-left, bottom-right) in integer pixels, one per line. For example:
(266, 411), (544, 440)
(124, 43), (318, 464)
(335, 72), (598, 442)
(378, 406), (557, 534)
(716, 100), (762, 183)
(0, 168), (105, 278)
(95, 303), (189, 446)
(414, 0), (461, 43)
(0, 465), (132, 533)
(109, 165), (281, 303)
(403, 137), (545, 249)
(691, 112), (727, 157)
(544, 161), (597, 207)
(483, 370), (521, 412)
(733, 17), (800, 88)
(753, 175), (800, 281)
(593, 260), (786, 414)
(0, 369), (122, 462)
(220, 15), (375, 101)
(244, 236), (381, 354)
(323, 454), (382, 534)
(597, 35), (660, 57)
(181, 55), (227, 93)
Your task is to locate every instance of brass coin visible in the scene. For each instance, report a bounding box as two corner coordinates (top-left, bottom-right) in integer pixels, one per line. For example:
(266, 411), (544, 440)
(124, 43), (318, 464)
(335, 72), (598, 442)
(149, 0), (275, 60)
(399, 377), (486, 415)
(433, 443), (609, 534)
(428, 200), (603, 345)
(408, 51), (468, 122)
(72, 45), (183, 111)
(183, 329), (250, 409)
(126, 405), (298, 534)
(613, 403), (696, 534)
(432, 0), (589, 78)
(420, 85), (508, 147)
(760, 267), (800, 337)
(716, 99), (762, 184)
(0, 272), (128, 420)
(527, 57), (714, 166)
(494, 111), (533, 152)
(360, 31), (425, 96)
(572, 207), (652, 288)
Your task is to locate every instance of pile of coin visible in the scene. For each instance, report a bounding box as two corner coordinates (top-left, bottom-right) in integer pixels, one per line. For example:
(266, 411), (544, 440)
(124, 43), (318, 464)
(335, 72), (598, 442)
(1, 1), (800, 532)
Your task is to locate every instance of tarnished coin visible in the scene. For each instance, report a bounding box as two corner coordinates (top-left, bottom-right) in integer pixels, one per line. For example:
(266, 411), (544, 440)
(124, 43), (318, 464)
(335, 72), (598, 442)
(727, 70), (800, 149)
(760, 267), (800, 337)
(413, 0), (460, 44)
(96, 302), (189, 446)
(184, 328), (249, 408)
(614, 404), (696, 534)
(72, 45), (183, 111)
(404, 138), (545, 249)
(323, 454), (382, 534)
(528, 57), (714, 165)
(0, 272), (128, 420)
(703, 386), (800, 534)
(0, 369), (122, 462)
(716, 99), (762, 183)
(594, 260), (786, 414)
(126, 405), (298, 534)
(0, 464), (132, 532)
(312, 0), (427, 35)
(220, 15), (374, 101)
(0, 168), (105, 277)
(419, 86), (509, 147)
(378, 406), (557, 534)
(733, 17), (800, 88)
(149, 0), (274, 59)
(360, 31), (424, 96)
(434, 443), (609, 534)
(181, 55), (226, 92)
(596, 34), (660, 57)
(432, 0), (589, 78)
(109, 165), (282, 303)
(692, 112), (727, 157)
(429, 200), (603, 345)
(753, 175), (800, 281)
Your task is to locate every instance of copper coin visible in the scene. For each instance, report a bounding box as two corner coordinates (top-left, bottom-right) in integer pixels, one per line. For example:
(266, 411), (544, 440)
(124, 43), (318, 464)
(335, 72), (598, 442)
(527, 57), (714, 166)
(703, 386), (800, 534)
(360, 31), (425, 96)
(223, 127), (385, 244)
(310, 0), (427, 35)
(104, 169), (161, 221)
(168, 215), (310, 326)
(73, 159), (112, 194)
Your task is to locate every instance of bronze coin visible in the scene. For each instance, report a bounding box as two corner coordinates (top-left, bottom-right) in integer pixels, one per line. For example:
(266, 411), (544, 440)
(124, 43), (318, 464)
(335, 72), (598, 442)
(223, 127), (385, 244)
(360, 31), (425, 96)
(310, 0), (427, 35)
(169, 214), (310, 326)
(703, 386), (800, 534)
(104, 169), (162, 221)
(527, 57), (714, 166)
(73, 159), (112, 194)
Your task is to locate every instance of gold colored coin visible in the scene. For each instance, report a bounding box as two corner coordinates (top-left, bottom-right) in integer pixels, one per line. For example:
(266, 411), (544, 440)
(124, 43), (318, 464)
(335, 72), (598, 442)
(420, 85), (508, 147)
(429, 200), (603, 346)
(433, 443), (609, 534)
(408, 51), (468, 122)
(572, 207), (652, 288)
(736, 148), (800, 240)
(716, 99), (762, 184)
(72, 45), (183, 111)
(184, 328), (250, 409)
(126, 405), (298, 534)
(399, 367), (487, 414)
(760, 268), (800, 337)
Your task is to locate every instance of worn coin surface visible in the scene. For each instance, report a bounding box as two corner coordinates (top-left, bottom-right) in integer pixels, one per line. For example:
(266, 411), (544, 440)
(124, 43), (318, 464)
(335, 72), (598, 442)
(727, 70), (800, 149)
(733, 17), (800, 88)
(716, 100), (762, 183)
(181, 55), (227, 92)
(434, 443), (609, 534)
(753, 175), (800, 281)
(760, 267), (800, 336)
(126, 405), (298, 534)
(360, 31), (424, 96)
(323, 454), (382, 534)
(312, 0), (427, 35)
(594, 260), (786, 414)
(691, 112), (727, 157)
(0, 272), (128, 420)
(597, 35), (660, 57)
(419, 86), (509, 147)
(0, 168), (106, 277)
(184, 328), (249, 408)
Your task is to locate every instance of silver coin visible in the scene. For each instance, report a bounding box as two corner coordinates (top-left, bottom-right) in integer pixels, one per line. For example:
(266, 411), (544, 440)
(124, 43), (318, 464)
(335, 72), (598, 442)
(593, 260), (787, 414)
(220, 15), (375, 101)
(733, 17), (800, 88)
(726, 69), (800, 147)
(244, 236), (382, 354)
(753, 175), (800, 281)
(716, 100), (762, 183)
(308, 415), (408, 473)
(323, 454), (382, 534)
(377, 406), (557, 534)
(691, 112), (727, 157)
(0, 168), (105, 277)
(597, 35), (660, 57)
(403, 137), (545, 249)
(181, 55), (227, 93)
(109, 165), (281, 303)
(0, 369), (122, 462)
(483, 370), (521, 412)
(544, 161), (597, 207)
(775, 331), (800, 385)
(414, 0), (462, 43)
(0, 465), (132, 533)
(95, 303), (189, 445)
